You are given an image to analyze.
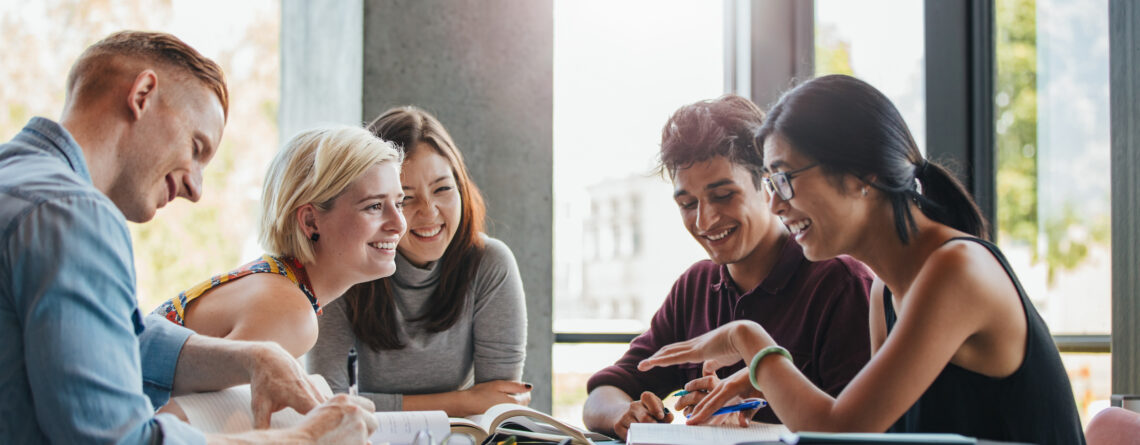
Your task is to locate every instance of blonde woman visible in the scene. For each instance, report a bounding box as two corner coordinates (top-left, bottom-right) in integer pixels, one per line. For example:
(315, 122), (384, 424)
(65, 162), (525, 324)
(152, 125), (407, 358)
(308, 107), (529, 417)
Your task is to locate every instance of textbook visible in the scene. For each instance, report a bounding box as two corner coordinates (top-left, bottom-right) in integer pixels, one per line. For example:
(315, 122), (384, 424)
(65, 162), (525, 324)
(450, 403), (610, 444)
(625, 422), (791, 445)
(171, 376), (609, 445)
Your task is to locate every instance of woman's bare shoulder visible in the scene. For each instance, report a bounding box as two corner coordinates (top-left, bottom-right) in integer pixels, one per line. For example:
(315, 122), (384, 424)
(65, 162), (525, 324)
(216, 273), (320, 356)
(909, 238), (1022, 326)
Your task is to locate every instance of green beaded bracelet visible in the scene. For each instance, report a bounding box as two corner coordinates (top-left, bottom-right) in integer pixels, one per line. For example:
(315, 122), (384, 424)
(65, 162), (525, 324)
(748, 345), (792, 391)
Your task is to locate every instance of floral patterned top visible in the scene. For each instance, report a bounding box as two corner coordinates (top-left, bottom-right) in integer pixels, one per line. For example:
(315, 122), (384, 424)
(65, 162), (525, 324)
(152, 254), (319, 325)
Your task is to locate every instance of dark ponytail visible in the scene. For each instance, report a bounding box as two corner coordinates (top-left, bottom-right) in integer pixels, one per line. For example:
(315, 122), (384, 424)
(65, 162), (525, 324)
(757, 74), (989, 243)
(914, 160), (989, 240)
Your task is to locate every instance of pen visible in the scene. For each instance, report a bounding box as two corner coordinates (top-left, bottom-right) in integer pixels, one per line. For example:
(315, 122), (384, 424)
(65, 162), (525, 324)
(348, 348), (358, 396)
(685, 399), (767, 418)
(674, 389), (708, 397)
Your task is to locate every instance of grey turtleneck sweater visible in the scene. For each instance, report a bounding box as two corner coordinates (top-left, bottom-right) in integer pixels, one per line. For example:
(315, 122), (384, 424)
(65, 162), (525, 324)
(306, 235), (527, 411)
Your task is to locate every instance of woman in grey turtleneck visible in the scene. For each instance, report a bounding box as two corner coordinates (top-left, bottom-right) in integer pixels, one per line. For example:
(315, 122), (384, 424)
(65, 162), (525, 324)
(306, 106), (529, 416)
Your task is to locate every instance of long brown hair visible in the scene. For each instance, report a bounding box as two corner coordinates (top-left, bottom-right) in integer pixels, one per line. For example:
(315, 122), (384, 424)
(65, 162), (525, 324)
(346, 106), (487, 350)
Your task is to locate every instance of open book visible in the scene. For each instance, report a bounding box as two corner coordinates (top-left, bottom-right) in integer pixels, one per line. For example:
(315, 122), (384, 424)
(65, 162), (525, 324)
(171, 376), (609, 445)
(449, 403), (610, 444)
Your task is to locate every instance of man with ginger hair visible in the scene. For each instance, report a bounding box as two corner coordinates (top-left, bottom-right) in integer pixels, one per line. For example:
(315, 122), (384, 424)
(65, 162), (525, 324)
(0, 31), (378, 443)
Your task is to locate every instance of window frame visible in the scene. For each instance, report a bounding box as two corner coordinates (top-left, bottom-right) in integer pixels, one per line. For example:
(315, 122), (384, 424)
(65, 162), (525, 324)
(928, 0), (1120, 358)
(555, 0), (1124, 361)
(550, 0), (814, 345)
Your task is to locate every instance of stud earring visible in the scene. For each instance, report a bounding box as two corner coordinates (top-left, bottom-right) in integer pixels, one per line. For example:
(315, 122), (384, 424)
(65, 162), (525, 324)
(310, 233), (320, 242)
(861, 187), (868, 197)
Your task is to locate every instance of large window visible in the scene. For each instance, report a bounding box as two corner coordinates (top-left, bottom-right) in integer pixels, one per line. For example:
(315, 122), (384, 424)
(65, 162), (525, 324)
(0, 0), (280, 313)
(551, 0), (723, 426)
(814, 0), (925, 151)
(995, 0), (1111, 421)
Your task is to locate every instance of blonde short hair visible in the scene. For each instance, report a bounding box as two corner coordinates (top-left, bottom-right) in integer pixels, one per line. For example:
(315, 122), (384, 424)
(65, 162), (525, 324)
(259, 126), (403, 264)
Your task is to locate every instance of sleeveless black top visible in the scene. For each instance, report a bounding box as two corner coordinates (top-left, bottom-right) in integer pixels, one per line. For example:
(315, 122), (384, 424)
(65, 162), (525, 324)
(883, 237), (1085, 445)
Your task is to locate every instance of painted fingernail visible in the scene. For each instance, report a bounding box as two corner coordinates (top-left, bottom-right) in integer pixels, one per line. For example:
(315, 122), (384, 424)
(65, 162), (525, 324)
(524, 383), (533, 389)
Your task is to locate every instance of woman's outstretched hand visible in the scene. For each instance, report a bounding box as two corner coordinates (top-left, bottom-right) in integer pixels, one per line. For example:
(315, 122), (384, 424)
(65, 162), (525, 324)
(638, 320), (777, 425)
(637, 320), (772, 373)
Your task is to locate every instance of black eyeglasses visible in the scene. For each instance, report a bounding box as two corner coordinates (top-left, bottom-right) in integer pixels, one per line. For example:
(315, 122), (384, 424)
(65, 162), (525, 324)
(762, 163), (819, 201)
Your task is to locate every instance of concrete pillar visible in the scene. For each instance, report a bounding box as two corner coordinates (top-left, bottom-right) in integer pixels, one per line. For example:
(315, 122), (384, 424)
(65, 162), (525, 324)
(280, 0), (364, 138)
(282, 0), (554, 411)
(1110, 0), (1140, 397)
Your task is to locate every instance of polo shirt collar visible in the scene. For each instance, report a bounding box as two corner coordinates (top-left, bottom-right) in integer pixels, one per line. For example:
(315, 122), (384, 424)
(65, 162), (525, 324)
(713, 236), (805, 296)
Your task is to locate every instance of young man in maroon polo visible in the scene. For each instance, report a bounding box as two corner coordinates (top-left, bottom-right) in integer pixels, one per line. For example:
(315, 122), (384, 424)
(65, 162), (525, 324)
(582, 95), (873, 440)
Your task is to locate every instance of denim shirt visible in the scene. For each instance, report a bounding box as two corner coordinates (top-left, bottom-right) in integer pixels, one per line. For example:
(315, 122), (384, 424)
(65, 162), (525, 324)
(0, 118), (206, 444)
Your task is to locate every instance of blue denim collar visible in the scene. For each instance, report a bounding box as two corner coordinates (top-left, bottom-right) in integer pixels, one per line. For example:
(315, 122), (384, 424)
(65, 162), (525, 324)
(15, 117), (92, 184)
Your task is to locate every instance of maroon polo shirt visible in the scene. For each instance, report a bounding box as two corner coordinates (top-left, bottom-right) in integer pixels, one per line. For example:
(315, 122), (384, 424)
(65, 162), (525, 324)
(586, 238), (873, 423)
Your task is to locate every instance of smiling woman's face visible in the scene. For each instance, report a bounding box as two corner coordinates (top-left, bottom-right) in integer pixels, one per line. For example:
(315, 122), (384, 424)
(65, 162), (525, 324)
(763, 134), (869, 261)
(397, 145), (462, 267)
(310, 162), (406, 281)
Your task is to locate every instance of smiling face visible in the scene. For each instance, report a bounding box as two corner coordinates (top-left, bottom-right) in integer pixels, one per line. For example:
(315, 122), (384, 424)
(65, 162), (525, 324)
(111, 80), (225, 222)
(310, 162), (407, 281)
(673, 156), (779, 266)
(398, 144), (462, 267)
(762, 134), (869, 261)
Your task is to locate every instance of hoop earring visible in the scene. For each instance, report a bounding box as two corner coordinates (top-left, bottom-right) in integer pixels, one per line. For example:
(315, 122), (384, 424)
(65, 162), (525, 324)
(310, 233), (320, 242)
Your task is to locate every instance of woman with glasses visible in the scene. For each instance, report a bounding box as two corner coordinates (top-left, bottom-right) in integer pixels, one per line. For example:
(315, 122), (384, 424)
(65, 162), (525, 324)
(638, 75), (1085, 445)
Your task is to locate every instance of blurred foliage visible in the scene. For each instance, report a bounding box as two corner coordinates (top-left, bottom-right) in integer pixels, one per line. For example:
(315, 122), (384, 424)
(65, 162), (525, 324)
(995, 0), (1040, 258)
(995, 0), (1109, 285)
(1042, 207), (1110, 284)
(0, 0), (280, 311)
(814, 24), (854, 76)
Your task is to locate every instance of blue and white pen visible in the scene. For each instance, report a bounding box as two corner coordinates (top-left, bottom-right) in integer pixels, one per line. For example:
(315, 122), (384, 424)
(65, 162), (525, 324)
(685, 398), (767, 419)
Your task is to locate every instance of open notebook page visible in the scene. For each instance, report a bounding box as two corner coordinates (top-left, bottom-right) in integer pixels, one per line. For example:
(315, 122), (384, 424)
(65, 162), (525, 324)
(369, 410), (450, 445)
(627, 422), (791, 445)
(175, 375), (333, 432)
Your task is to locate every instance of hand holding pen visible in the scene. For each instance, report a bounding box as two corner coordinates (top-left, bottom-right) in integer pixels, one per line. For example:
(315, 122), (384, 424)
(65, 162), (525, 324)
(671, 388), (707, 419)
(686, 398), (766, 419)
(675, 388), (766, 424)
(677, 367), (766, 426)
(673, 371), (744, 420)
